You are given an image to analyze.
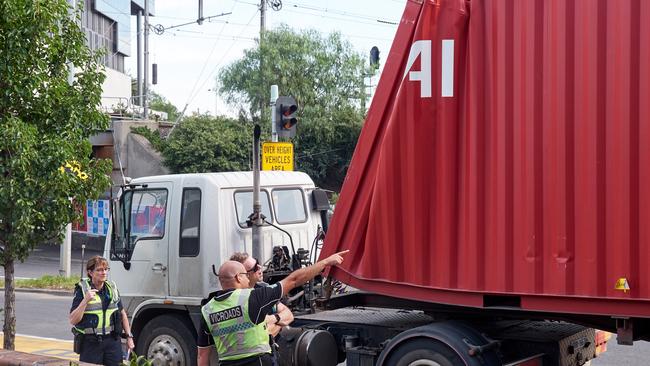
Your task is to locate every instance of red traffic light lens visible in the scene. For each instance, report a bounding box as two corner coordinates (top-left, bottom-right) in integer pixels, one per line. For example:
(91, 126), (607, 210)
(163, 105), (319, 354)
(282, 105), (297, 117)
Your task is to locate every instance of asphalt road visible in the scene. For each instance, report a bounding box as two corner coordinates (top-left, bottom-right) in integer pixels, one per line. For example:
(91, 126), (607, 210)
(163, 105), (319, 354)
(0, 291), (74, 340)
(592, 339), (650, 365)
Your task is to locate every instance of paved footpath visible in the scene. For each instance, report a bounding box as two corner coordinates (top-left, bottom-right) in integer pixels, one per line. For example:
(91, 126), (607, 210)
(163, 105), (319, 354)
(0, 334), (75, 361)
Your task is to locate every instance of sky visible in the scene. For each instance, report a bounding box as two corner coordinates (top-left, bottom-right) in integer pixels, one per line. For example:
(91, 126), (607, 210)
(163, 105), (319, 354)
(126, 0), (407, 117)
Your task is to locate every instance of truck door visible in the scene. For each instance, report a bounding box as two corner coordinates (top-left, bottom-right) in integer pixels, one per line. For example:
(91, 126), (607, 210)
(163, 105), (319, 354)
(169, 187), (203, 297)
(123, 184), (171, 297)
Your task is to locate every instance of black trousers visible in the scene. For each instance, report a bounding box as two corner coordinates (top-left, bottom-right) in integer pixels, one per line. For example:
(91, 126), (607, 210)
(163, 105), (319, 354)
(79, 334), (122, 366)
(221, 353), (273, 366)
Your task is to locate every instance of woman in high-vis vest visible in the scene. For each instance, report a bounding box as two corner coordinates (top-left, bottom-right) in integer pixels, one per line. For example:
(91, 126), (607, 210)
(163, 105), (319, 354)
(69, 256), (135, 366)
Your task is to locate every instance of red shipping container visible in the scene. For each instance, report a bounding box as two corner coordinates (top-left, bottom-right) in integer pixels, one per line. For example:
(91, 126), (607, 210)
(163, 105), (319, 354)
(322, 0), (650, 326)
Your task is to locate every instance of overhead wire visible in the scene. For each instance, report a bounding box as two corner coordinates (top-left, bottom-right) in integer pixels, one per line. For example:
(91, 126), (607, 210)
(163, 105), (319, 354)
(280, 8), (397, 29)
(235, 0), (399, 26)
(179, 1), (241, 114)
(282, 1), (398, 24)
(160, 30), (256, 42)
(183, 8), (260, 111)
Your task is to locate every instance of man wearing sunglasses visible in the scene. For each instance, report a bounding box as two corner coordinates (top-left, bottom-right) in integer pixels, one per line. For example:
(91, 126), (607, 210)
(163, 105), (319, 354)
(230, 252), (294, 335)
(197, 250), (349, 366)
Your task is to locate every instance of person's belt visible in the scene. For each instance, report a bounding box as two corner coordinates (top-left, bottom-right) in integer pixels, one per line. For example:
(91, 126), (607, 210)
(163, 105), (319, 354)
(86, 333), (118, 341)
(80, 326), (115, 335)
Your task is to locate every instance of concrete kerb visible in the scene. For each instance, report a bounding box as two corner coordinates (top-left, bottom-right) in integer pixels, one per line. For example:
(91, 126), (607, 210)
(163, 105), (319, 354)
(0, 349), (95, 366)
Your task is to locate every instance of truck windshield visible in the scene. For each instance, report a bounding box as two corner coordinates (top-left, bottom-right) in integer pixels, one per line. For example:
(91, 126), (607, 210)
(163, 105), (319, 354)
(272, 189), (307, 224)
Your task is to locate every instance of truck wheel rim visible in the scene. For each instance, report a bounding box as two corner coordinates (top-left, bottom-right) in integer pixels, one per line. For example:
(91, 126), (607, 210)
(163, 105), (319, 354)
(407, 361), (442, 366)
(148, 335), (185, 366)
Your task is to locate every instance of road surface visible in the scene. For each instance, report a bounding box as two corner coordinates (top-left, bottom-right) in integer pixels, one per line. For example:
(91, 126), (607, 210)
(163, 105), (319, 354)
(0, 291), (648, 365)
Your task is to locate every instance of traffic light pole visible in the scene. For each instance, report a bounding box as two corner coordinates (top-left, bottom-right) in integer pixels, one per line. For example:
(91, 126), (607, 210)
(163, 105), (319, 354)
(252, 124), (263, 262)
(270, 85), (278, 142)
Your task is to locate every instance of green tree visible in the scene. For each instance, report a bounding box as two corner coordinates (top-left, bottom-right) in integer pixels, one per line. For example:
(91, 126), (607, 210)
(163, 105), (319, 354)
(219, 26), (367, 190)
(133, 113), (253, 173)
(149, 91), (180, 121)
(0, 0), (112, 349)
(295, 105), (363, 190)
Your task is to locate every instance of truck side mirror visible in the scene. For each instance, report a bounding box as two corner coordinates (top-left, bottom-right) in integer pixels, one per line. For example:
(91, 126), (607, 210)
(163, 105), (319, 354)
(110, 188), (134, 270)
(311, 189), (330, 233)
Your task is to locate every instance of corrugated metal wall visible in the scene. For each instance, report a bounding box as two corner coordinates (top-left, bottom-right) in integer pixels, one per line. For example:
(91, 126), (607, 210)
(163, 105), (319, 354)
(323, 0), (650, 318)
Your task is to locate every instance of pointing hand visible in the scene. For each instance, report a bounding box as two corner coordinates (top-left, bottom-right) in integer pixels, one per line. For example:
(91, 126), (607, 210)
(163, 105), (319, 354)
(322, 250), (350, 266)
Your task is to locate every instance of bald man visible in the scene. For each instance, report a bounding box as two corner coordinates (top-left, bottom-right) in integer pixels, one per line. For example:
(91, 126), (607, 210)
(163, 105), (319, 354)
(230, 252), (294, 337)
(197, 250), (348, 366)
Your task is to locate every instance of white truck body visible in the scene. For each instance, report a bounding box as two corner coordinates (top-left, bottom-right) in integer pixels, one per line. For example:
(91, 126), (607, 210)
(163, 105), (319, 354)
(103, 171), (326, 365)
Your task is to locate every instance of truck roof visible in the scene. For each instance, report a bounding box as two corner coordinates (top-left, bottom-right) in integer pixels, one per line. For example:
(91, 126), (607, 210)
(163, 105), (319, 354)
(321, 0), (650, 339)
(130, 171), (315, 189)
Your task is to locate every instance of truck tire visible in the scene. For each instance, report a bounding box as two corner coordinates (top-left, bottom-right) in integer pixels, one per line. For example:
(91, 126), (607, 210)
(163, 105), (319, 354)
(136, 314), (197, 366)
(384, 338), (463, 366)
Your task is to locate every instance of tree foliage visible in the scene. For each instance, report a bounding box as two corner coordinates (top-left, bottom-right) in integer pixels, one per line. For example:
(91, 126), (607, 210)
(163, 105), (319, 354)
(133, 114), (253, 174)
(149, 91), (180, 121)
(0, 0), (112, 349)
(219, 26), (367, 190)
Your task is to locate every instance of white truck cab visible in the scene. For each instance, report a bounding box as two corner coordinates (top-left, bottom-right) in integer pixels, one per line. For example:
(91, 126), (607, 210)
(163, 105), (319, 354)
(104, 171), (329, 365)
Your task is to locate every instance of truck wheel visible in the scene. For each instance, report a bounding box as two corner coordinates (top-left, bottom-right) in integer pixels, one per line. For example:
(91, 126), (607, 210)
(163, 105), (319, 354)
(136, 314), (197, 366)
(385, 338), (463, 366)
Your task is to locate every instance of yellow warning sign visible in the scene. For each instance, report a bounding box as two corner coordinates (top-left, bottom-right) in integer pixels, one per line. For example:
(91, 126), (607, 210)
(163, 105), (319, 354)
(262, 142), (294, 171)
(615, 277), (630, 293)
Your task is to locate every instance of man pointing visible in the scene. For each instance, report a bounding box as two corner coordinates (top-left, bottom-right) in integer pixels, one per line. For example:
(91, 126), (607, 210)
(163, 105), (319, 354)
(197, 250), (349, 366)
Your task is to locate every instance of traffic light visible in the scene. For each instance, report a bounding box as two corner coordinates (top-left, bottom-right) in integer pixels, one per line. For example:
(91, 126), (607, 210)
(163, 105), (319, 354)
(275, 96), (298, 138)
(370, 46), (380, 70)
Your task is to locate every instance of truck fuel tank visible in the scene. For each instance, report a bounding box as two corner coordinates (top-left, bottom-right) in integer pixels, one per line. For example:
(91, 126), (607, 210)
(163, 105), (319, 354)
(275, 328), (339, 366)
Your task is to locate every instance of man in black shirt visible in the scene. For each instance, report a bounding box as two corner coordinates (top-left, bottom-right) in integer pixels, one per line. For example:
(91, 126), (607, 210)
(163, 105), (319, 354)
(197, 250), (348, 366)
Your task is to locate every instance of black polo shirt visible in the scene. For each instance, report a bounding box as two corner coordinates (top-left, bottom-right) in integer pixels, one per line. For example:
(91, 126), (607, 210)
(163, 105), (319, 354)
(197, 283), (283, 347)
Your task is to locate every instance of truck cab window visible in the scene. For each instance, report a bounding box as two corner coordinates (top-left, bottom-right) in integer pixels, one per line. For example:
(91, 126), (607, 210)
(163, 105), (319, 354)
(272, 189), (307, 224)
(180, 188), (201, 257)
(130, 189), (168, 242)
(234, 190), (272, 228)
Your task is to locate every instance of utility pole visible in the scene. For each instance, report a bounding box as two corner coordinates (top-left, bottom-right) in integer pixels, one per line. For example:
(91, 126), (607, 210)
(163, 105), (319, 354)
(270, 85), (278, 142)
(136, 9), (143, 106)
(252, 125), (263, 262)
(144, 0), (150, 119)
(251, 1), (267, 263)
(259, 0), (266, 118)
(60, 0), (76, 278)
(260, 0), (266, 33)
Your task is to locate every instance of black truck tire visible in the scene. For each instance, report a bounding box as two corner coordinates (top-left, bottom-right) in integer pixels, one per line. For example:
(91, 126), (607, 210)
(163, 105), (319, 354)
(385, 338), (464, 366)
(136, 314), (197, 366)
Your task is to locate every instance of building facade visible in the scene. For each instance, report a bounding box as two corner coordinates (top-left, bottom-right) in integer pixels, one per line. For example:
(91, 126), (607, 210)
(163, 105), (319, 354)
(79, 0), (155, 109)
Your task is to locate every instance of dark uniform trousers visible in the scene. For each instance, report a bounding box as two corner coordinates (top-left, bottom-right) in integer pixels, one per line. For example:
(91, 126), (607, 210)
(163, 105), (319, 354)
(221, 353), (274, 366)
(79, 334), (122, 366)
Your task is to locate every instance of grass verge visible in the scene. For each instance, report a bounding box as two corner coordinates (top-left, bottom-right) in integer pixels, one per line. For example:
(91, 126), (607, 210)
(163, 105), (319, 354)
(0, 275), (80, 291)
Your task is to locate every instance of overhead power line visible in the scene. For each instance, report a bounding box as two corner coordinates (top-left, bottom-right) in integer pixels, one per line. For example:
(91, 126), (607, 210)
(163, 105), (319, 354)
(235, 0), (398, 25)
(281, 7), (397, 28)
(183, 9), (260, 112)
